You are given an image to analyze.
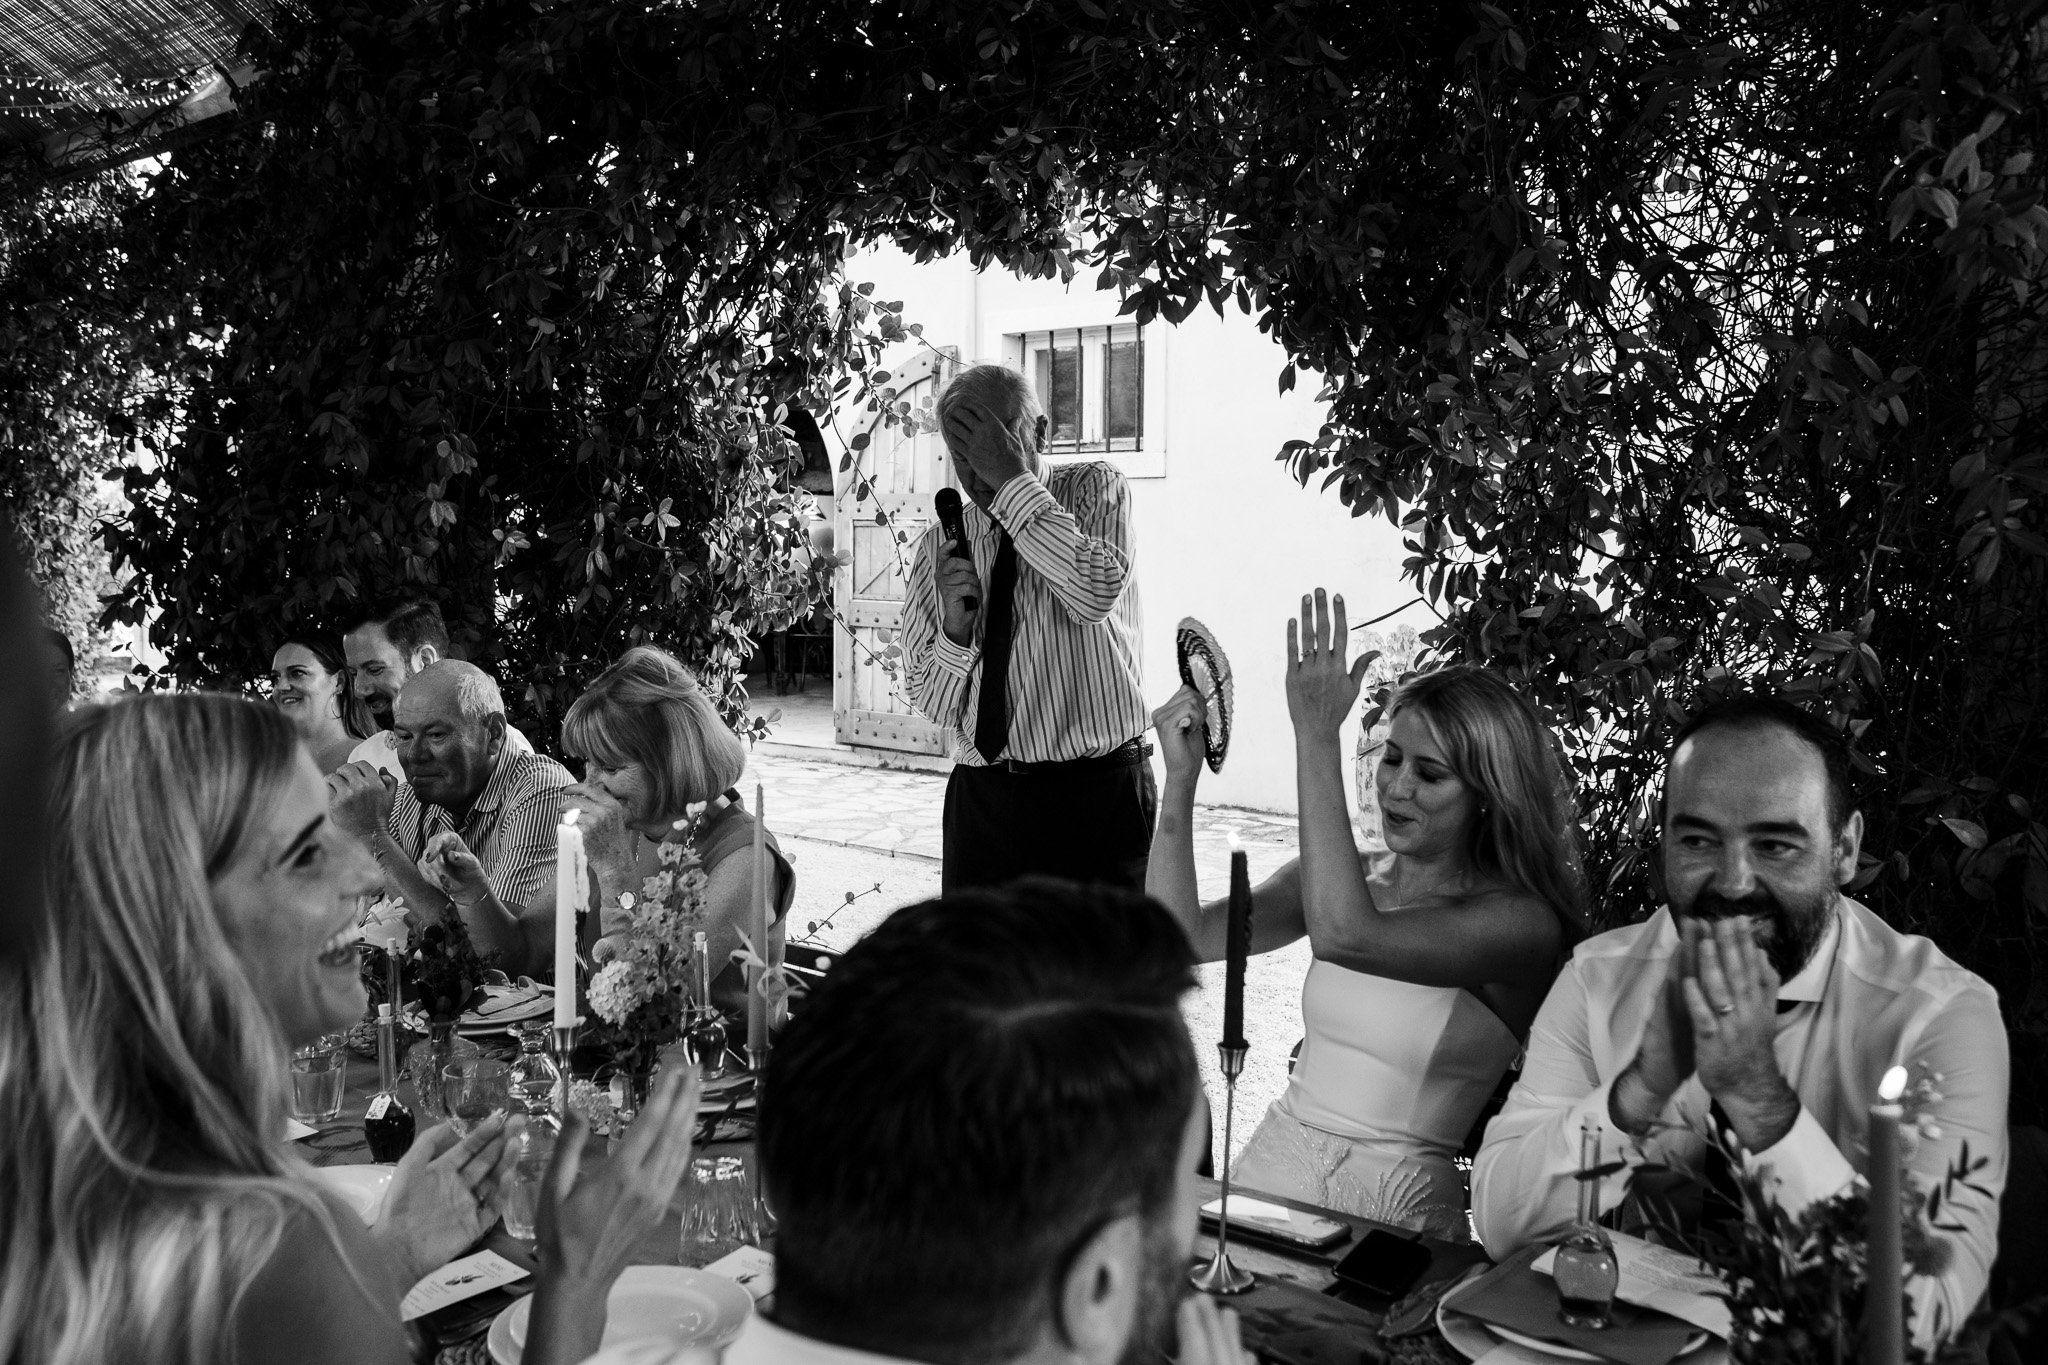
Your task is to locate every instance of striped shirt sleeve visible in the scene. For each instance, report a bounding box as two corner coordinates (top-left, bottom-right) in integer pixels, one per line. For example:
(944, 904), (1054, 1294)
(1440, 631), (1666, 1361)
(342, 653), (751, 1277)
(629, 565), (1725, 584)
(487, 778), (568, 912)
(991, 462), (1134, 624)
(902, 525), (977, 729)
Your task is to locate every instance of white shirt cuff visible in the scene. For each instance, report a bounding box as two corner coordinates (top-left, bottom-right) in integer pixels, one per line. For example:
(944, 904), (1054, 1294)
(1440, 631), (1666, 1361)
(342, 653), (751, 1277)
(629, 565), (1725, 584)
(990, 472), (1055, 527)
(933, 629), (977, 677)
(1740, 1105), (1857, 1215)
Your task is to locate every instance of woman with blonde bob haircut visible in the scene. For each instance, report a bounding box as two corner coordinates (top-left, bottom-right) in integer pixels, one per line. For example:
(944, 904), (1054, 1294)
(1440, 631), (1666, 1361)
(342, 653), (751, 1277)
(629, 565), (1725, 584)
(0, 694), (706, 1365)
(558, 645), (795, 1014)
(1149, 590), (1586, 1239)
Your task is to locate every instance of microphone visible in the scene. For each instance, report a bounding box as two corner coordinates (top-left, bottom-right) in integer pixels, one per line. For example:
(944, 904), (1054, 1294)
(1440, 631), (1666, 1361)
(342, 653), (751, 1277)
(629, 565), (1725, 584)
(933, 488), (978, 612)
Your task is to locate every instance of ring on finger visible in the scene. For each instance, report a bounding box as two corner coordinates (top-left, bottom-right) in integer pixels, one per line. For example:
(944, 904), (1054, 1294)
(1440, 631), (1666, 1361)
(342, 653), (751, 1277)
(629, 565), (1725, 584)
(1714, 1002), (1735, 1016)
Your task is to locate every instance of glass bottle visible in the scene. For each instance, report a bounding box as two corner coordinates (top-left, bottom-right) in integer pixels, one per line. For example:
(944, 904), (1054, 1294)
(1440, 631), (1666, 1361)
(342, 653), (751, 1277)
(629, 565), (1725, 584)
(507, 1019), (563, 1126)
(682, 931), (729, 1081)
(1554, 1120), (1619, 1329)
(363, 1003), (417, 1162)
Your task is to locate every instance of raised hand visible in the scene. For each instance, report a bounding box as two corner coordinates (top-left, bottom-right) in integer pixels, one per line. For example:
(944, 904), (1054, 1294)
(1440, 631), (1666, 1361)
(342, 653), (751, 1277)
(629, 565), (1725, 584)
(327, 761), (396, 843)
(1683, 916), (1799, 1150)
(1176, 1294), (1252, 1365)
(1151, 684), (1211, 789)
(940, 400), (1033, 504)
(421, 830), (491, 909)
(561, 783), (637, 888)
(373, 1114), (524, 1284)
(536, 1065), (704, 1286)
(1285, 588), (1373, 742)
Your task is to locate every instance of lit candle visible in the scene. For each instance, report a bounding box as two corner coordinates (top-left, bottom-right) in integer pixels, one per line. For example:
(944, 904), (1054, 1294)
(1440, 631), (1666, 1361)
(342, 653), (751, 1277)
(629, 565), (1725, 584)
(1864, 1065), (1908, 1365)
(1223, 833), (1251, 1047)
(748, 783), (769, 1055)
(554, 810), (584, 1032)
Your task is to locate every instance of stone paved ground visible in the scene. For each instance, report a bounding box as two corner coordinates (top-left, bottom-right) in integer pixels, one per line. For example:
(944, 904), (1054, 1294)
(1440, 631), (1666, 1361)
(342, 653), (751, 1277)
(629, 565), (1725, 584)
(748, 746), (1310, 1162)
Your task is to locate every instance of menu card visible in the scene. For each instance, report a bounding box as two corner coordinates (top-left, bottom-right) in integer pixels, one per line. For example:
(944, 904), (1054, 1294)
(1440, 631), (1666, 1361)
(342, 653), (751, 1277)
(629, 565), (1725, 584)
(400, 1249), (530, 1321)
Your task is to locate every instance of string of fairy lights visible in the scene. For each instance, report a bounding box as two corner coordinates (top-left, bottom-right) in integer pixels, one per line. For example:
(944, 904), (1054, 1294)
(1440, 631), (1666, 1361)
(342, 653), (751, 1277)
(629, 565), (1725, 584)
(0, 62), (207, 113)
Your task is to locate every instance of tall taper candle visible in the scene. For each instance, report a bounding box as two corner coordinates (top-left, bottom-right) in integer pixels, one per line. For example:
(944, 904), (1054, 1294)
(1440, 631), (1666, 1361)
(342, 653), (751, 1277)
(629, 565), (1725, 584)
(1223, 833), (1251, 1047)
(747, 783), (769, 1055)
(554, 810), (584, 1032)
(1864, 1065), (1908, 1365)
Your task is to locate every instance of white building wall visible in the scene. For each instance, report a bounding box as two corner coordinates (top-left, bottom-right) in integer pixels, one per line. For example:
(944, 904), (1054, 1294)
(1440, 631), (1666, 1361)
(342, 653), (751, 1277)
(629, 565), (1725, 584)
(847, 245), (1416, 815)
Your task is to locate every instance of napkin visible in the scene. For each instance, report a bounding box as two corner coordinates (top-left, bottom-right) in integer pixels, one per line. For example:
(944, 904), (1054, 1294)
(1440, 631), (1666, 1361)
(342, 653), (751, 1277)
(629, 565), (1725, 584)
(283, 1117), (319, 1141)
(703, 1245), (775, 1302)
(472, 982), (548, 1018)
(1441, 1245), (1697, 1365)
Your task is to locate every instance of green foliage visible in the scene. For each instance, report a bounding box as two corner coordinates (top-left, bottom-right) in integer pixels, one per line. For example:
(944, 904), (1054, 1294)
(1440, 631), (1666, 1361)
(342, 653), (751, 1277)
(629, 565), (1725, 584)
(1059, 0), (2048, 1118)
(0, 170), (132, 684)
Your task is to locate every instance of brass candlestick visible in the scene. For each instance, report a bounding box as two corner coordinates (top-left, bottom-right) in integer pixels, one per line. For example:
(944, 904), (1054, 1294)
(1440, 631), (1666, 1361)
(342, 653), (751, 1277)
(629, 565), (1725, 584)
(1190, 1041), (1255, 1294)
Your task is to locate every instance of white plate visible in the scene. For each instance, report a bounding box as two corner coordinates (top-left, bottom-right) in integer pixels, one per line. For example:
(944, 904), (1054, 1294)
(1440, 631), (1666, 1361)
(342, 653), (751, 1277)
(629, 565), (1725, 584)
(1436, 1304), (1722, 1365)
(310, 1164), (395, 1225)
(487, 1265), (753, 1364)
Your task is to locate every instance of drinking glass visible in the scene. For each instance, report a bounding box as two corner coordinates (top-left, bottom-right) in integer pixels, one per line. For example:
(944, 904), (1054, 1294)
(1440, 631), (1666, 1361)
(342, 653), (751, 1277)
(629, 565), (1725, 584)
(502, 1127), (555, 1241)
(442, 1057), (513, 1136)
(288, 1033), (349, 1123)
(678, 1155), (761, 1267)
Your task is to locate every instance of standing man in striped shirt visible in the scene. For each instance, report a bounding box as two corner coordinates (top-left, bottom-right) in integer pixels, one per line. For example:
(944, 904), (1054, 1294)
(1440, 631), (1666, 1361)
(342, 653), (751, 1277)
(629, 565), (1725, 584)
(327, 659), (571, 975)
(903, 363), (1154, 892)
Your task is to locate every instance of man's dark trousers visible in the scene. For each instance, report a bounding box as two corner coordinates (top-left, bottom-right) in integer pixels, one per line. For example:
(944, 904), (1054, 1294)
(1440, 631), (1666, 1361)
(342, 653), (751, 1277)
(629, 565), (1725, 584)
(940, 750), (1157, 893)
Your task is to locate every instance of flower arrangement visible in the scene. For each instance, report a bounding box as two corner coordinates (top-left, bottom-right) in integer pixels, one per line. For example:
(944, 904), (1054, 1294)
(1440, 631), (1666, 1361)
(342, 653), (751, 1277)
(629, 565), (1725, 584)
(1660, 1074), (1994, 1365)
(585, 829), (709, 1078)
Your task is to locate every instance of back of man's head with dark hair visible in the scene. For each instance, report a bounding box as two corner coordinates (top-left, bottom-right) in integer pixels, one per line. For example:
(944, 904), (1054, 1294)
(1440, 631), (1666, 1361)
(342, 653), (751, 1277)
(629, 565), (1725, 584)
(351, 600), (449, 663)
(758, 880), (1200, 1363)
(1669, 694), (1854, 831)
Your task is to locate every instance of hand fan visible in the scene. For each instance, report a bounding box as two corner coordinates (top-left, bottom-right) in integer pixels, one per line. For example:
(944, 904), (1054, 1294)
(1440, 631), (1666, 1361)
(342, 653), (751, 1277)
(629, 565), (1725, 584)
(1174, 617), (1234, 773)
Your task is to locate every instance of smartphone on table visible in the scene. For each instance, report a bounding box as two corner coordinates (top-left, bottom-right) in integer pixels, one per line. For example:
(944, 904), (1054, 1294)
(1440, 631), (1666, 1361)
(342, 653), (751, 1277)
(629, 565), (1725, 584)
(1329, 1228), (1435, 1298)
(1198, 1195), (1351, 1251)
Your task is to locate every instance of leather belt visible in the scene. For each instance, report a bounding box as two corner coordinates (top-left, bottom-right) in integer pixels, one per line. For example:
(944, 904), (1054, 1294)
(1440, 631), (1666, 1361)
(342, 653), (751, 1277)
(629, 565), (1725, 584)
(983, 738), (1152, 776)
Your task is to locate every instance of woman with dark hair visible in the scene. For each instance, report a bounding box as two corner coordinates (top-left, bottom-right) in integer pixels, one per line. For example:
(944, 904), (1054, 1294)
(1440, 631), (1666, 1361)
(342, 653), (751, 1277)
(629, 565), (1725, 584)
(0, 693), (705, 1365)
(270, 632), (376, 772)
(1149, 589), (1587, 1239)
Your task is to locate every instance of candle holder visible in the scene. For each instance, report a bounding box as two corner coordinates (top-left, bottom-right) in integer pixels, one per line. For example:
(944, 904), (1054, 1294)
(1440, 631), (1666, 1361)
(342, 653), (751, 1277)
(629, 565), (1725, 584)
(1190, 1040), (1255, 1295)
(551, 1018), (582, 1127)
(747, 1044), (770, 1076)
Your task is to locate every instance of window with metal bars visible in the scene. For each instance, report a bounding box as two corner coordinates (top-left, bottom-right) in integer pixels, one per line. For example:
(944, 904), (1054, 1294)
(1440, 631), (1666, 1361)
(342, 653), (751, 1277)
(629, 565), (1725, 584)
(1016, 324), (1144, 453)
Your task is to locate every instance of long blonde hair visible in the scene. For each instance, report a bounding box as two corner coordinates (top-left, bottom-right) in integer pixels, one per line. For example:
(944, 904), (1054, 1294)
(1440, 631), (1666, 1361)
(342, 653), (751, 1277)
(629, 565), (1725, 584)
(0, 694), (351, 1365)
(1389, 667), (1590, 942)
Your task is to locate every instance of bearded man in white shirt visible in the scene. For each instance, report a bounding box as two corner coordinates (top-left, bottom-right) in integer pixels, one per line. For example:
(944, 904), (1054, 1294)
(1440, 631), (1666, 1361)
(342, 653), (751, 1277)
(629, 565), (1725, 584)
(1473, 695), (2007, 1348)
(577, 880), (1248, 1365)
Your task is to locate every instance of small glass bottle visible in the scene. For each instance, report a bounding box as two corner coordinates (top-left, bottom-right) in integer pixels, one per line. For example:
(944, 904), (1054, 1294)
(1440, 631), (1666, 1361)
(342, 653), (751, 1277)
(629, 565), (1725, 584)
(507, 1019), (563, 1126)
(682, 931), (729, 1081)
(1554, 1120), (1619, 1328)
(363, 1003), (417, 1162)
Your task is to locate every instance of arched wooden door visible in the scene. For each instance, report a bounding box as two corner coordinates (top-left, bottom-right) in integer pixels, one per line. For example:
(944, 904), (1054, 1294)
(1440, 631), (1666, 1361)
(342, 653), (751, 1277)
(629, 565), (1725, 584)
(832, 348), (958, 756)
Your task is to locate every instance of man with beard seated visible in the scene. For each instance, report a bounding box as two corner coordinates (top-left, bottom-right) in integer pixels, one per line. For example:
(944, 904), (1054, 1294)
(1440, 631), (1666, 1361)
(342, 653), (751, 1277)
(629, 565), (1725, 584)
(1473, 696), (2007, 1349)
(580, 880), (1250, 1365)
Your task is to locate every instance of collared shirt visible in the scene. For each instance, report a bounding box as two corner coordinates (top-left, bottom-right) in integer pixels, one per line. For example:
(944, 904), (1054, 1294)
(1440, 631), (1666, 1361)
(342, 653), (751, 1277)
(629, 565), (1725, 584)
(384, 744), (571, 911)
(902, 462), (1147, 765)
(579, 1306), (916, 1365)
(348, 722), (534, 782)
(1473, 896), (2008, 1347)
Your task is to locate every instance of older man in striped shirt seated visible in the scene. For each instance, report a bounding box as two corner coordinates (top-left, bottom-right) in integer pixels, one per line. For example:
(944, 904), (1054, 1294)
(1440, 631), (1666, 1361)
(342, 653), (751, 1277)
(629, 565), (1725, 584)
(903, 362), (1154, 892)
(327, 659), (571, 976)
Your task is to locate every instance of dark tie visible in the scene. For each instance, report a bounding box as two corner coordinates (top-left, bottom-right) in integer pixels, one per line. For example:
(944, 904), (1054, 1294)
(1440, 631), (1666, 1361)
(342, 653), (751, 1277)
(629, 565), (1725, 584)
(974, 530), (1018, 762)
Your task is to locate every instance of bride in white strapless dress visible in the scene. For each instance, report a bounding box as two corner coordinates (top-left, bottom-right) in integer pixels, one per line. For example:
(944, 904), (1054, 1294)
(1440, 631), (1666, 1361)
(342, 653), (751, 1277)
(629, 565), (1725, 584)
(1148, 589), (1588, 1240)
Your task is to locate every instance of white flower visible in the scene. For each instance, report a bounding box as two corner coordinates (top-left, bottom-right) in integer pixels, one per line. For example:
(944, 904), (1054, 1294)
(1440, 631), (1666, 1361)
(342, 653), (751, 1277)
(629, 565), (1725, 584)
(588, 960), (652, 1025)
(358, 897), (411, 952)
